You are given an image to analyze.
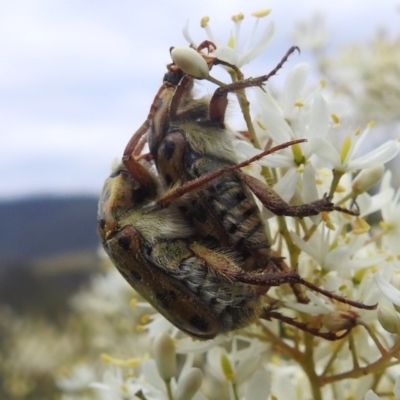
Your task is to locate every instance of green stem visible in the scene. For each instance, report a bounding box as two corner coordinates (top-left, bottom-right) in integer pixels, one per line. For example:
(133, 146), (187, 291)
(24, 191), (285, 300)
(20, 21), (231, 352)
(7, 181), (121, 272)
(235, 88), (261, 149)
(261, 325), (304, 361)
(227, 69), (261, 150)
(301, 334), (322, 400)
(320, 339), (348, 377)
(165, 380), (174, 400)
(329, 169), (344, 199)
(277, 215), (300, 267)
(231, 382), (240, 400)
(206, 74), (228, 88)
(321, 339), (400, 384)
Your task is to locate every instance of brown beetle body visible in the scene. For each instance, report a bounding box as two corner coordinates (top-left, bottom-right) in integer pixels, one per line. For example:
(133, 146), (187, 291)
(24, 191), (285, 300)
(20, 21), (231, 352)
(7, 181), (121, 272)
(100, 45), (376, 341)
(98, 163), (271, 339)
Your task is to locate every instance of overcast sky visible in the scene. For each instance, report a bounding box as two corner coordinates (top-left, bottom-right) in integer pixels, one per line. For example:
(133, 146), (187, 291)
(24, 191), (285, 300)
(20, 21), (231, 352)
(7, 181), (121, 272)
(1, 0), (399, 200)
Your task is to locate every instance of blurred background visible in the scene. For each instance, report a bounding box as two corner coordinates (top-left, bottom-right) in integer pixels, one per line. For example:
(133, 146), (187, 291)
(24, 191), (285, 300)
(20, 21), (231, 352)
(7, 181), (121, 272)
(1, 1), (399, 398)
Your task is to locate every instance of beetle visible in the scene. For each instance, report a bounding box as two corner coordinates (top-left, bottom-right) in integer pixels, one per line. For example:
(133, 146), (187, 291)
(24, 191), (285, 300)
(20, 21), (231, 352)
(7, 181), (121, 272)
(99, 139), (375, 341)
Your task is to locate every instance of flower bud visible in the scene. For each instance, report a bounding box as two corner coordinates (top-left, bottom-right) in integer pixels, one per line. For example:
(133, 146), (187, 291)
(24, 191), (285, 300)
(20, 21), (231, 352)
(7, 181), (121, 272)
(377, 303), (400, 334)
(176, 368), (203, 400)
(322, 310), (359, 333)
(153, 332), (176, 381)
(391, 274), (400, 313)
(170, 47), (210, 79)
(352, 165), (385, 194)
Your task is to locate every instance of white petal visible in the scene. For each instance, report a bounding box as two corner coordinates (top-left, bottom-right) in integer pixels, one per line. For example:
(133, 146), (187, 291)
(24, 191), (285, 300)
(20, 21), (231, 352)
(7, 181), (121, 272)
(289, 231), (323, 265)
(256, 87), (282, 114)
(350, 141), (399, 170)
(313, 137), (341, 167)
(307, 94), (329, 140)
(182, 21), (197, 47)
(244, 369), (271, 400)
(141, 360), (165, 391)
(283, 63), (309, 117)
(302, 164), (319, 203)
(394, 374), (400, 399)
(364, 389), (381, 400)
(352, 125), (372, 156)
(374, 274), (400, 306)
(240, 22), (274, 66)
(327, 253), (387, 271)
(176, 336), (228, 354)
(214, 46), (239, 66)
(273, 168), (297, 202)
(258, 107), (293, 143)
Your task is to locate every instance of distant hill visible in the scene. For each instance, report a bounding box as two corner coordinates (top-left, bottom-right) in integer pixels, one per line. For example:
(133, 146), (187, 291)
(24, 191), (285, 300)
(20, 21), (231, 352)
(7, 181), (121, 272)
(0, 196), (100, 267)
(0, 196), (101, 316)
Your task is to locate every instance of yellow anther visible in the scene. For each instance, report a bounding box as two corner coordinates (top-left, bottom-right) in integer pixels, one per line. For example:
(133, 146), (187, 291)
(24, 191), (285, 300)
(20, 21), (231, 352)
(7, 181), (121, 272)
(320, 170), (331, 177)
(339, 135), (352, 164)
(379, 221), (390, 230)
(335, 184), (346, 193)
(129, 298), (138, 307)
(101, 353), (141, 367)
(291, 143), (305, 165)
(220, 354), (235, 381)
(319, 79), (326, 88)
(367, 121), (375, 128)
(354, 126), (361, 136)
(232, 13), (244, 22)
(294, 101), (304, 107)
(353, 268), (367, 285)
(141, 314), (151, 324)
(331, 114), (340, 124)
(351, 218), (370, 235)
(322, 212), (335, 230)
(136, 325), (145, 332)
(251, 9), (271, 18)
(257, 120), (267, 130)
(200, 16), (210, 28)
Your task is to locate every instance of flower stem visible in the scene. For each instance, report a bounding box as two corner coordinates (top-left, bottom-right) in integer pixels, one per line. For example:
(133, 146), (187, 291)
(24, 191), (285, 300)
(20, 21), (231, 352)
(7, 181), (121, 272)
(329, 169), (344, 198)
(165, 380), (174, 400)
(301, 334), (322, 400)
(228, 70), (261, 149)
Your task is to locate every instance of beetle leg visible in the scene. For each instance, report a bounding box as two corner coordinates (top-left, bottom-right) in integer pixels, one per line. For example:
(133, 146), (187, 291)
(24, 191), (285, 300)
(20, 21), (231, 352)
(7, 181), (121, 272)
(209, 46), (299, 122)
(234, 269), (376, 310)
(241, 175), (334, 216)
(260, 308), (354, 341)
(169, 75), (193, 119)
(122, 119), (150, 163)
(196, 40), (217, 53)
(121, 157), (158, 199)
(157, 139), (306, 206)
(124, 81), (177, 166)
(156, 138), (358, 216)
(241, 173), (359, 217)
